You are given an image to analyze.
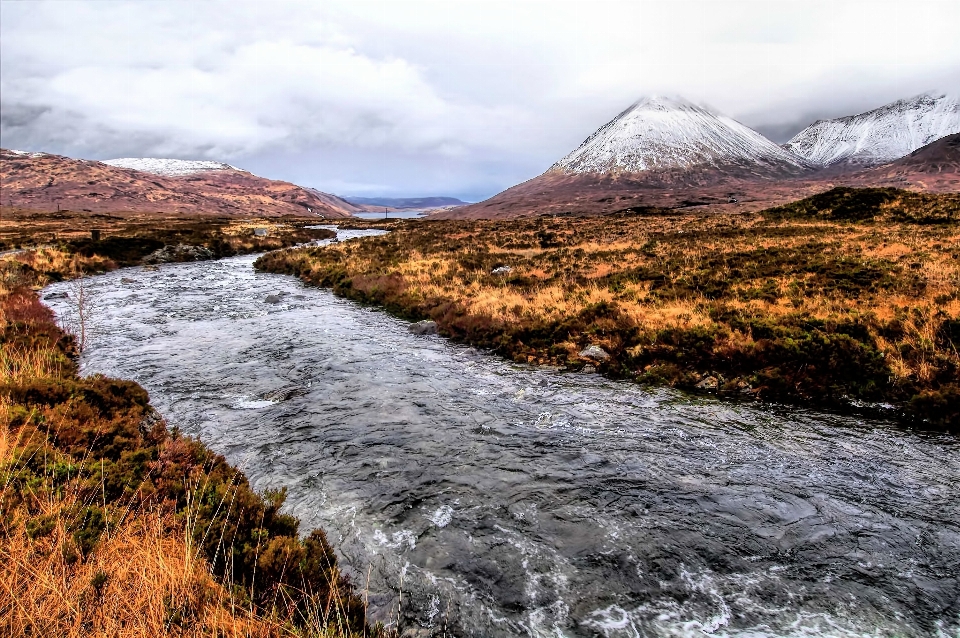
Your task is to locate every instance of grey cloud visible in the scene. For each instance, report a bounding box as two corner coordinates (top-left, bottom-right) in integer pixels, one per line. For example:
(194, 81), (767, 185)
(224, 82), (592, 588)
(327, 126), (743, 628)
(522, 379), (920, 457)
(0, 102), (51, 130)
(2, 0), (959, 199)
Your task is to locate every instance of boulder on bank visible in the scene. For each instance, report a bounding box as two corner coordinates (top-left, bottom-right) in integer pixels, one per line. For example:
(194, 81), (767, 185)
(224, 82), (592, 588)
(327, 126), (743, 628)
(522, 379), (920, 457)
(409, 320), (439, 335)
(142, 244), (215, 264)
(696, 375), (719, 391)
(579, 345), (610, 360)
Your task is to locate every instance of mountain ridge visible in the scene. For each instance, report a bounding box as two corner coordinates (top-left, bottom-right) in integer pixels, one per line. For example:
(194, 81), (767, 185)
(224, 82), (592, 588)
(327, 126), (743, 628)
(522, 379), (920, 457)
(102, 157), (248, 177)
(784, 92), (960, 167)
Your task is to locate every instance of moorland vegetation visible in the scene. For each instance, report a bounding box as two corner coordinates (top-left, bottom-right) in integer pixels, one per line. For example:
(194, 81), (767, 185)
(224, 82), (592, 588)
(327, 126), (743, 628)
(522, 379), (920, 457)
(256, 187), (960, 428)
(0, 213), (373, 637)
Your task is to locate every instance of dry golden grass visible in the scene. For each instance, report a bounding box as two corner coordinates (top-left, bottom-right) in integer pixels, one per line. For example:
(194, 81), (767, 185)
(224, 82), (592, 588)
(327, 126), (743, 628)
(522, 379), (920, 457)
(0, 395), (272, 638)
(1, 503), (274, 636)
(348, 210), (959, 377)
(0, 210), (335, 292)
(0, 209), (330, 252)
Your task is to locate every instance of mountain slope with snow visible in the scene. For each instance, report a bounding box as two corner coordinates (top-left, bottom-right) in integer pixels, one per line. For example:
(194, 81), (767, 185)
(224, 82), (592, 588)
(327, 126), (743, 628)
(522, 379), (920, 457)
(784, 92), (960, 167)
(103, 157), (247, 176)
(552, 96), (811, 175)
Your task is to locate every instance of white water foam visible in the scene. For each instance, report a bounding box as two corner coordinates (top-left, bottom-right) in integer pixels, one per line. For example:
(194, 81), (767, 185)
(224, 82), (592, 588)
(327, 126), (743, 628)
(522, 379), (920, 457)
(428, 505), (455, 528)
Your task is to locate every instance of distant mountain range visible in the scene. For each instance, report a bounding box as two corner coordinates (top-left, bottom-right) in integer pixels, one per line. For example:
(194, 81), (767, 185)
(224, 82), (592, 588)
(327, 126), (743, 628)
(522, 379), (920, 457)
(3, 91), (957, 220)
(439, 91), (959, 219)
(1, 152), (469, 217)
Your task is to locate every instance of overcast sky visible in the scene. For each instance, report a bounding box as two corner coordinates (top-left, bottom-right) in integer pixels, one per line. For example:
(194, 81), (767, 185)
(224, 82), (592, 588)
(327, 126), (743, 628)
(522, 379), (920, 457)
(2, 0), (958, 201)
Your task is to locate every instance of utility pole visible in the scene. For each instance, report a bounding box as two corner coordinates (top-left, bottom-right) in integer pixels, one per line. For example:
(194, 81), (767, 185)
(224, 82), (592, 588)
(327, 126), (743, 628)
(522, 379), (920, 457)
(384, 207), (388, 219)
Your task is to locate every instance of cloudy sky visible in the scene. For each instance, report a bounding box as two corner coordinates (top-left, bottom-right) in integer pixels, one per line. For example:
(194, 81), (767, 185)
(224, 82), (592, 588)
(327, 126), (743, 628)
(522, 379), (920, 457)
(2, 0), (958, 201)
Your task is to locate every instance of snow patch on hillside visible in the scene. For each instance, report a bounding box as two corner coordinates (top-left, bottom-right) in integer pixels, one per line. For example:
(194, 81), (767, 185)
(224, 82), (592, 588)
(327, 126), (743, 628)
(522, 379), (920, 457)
(784, 92), (960, 167)
(5, 149), (49, 158)
(552, 96), (810, 174)
(103, 158), (248, 177)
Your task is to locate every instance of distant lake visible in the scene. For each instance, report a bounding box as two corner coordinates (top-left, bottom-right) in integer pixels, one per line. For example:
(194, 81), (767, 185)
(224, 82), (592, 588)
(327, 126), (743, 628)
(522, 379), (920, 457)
(352, 209), (427, 219)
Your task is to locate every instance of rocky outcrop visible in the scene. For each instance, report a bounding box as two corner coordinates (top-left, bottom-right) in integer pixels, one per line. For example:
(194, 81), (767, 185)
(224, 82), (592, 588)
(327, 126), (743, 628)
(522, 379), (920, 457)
(578, 345), (610, 360)
(142, 244), (215, 264)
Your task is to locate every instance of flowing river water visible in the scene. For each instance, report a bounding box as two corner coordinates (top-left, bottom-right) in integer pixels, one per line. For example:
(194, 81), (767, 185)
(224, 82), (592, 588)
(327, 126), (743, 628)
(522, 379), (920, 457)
(43, 228), (959, 637)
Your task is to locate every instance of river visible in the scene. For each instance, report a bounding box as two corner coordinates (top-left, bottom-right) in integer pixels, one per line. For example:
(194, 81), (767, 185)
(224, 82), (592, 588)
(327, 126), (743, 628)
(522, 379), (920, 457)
(42, 228), (959, 637)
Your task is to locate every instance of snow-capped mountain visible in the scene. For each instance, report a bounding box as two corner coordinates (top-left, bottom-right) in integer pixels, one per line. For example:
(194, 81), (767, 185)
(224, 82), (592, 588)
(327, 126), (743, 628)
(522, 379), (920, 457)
(102, 157), (247, 177)
(784, 92), (960, 167)
(552, 96), (811, 175)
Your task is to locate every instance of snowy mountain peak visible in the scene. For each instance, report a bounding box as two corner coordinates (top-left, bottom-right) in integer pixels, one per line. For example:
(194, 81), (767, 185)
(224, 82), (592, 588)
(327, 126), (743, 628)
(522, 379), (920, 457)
(784, 92), (960, 167)
(102, 157), (248, 177)
(551, 95), (810, 175)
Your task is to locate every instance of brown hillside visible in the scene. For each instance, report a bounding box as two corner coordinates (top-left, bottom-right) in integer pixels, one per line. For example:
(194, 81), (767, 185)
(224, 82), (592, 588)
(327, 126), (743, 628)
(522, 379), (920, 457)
(0, 149), (358, 218)
(845, 133), (960, 191)
(433, 169), (828, 220)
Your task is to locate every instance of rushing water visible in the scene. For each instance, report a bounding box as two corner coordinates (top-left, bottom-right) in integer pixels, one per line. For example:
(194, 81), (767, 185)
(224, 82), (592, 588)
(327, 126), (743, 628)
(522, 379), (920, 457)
(43, 228), (959, 637)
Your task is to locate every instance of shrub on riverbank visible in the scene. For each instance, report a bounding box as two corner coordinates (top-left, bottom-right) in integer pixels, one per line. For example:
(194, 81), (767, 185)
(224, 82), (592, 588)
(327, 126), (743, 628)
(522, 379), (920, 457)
(0, 283), (372, 636)
(255, 189), (959, 429)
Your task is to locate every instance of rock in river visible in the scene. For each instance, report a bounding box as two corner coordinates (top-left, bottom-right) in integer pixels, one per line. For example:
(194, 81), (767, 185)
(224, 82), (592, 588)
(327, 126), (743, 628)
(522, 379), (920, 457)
(409, 320), (439, 335)
(260, 384), (307, 402)
(142, 244), (215, 265)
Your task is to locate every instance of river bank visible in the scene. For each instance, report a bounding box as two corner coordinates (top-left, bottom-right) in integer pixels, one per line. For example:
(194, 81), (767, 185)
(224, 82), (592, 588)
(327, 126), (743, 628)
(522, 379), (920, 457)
(0, 209), (335, 287)
(0, 239), (370, 636)
(255, 188), (960, 428)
